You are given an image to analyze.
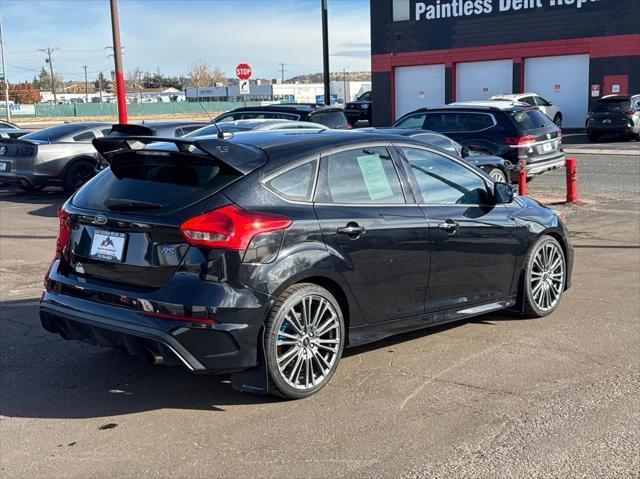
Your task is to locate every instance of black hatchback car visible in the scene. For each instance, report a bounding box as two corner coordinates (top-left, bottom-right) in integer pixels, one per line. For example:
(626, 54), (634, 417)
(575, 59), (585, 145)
(393, 102), (565, 178)
(40, 130), (573, 399)
(215, 104), (350, 129)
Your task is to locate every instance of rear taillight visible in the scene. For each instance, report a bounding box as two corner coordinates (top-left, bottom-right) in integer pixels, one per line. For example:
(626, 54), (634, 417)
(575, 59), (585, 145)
(55, 205), (71, 259)
(506, 135), (536, 147)
(180, 205), (292, 251)
(345, 124), (353, 130)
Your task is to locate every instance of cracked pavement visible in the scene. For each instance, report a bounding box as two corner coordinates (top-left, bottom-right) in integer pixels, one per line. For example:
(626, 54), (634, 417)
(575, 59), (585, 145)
(1, 152), (639, 478)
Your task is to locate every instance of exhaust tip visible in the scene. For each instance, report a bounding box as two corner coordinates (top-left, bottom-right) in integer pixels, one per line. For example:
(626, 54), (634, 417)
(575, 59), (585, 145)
(140, 346), (164, 365)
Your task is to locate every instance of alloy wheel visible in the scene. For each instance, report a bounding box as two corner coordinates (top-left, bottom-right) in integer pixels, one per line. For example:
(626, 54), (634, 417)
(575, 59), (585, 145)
(489, 168), (507, 183)
(530, 241), (565, 312)
(276, 294), (341, 391)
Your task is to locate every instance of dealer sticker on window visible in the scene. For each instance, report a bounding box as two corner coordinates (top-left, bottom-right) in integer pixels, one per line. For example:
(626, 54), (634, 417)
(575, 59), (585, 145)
(90, 230), (127, 262)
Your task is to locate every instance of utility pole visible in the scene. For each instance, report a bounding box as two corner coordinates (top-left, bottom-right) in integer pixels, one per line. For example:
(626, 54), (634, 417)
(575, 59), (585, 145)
(0, 15), (10, 122)
(38, 47), (58, 104)
(321, 0), (331, 105)
(82, 65), (88, 103)
(98, 71), (103, 103)
(109, 0), (128, 123)
(343, 68), (347, 102)
(278, 63), (286, 83)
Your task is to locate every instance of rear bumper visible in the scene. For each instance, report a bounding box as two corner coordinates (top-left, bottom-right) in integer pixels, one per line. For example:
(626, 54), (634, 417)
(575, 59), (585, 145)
(525, 153), (565, 176)
(0, 170), (60, 187)
(40, 262), (271, 373)
(587, 125), (637, 134)
(345, 109), (369, 122)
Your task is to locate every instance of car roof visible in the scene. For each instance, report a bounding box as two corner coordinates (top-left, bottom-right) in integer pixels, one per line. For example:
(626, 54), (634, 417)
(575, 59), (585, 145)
(448, 101), (529, 110)
(356, 127), (442, 137)
(221, 104), (343, 114)
(598, 95), (635, 101)
(136, 120), (209, 127)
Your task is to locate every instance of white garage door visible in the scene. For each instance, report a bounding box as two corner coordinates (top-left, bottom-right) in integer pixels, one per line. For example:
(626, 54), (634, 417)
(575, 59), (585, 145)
(456, 59), (513, 101)
(395, 64), (445, 119)
(525, 54), (589, 128)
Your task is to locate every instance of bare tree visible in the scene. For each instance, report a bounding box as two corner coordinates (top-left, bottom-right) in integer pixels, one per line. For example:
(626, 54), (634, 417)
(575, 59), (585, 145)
(212, 66), (227, 86)
(188, 61), (214, 88)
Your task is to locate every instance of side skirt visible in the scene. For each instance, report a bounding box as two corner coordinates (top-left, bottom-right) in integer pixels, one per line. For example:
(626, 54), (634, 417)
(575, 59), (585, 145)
(347, 297), (516, 348)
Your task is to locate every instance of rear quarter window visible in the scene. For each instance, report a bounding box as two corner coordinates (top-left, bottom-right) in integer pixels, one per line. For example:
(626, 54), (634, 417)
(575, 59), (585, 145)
(264, 160), (317, 201)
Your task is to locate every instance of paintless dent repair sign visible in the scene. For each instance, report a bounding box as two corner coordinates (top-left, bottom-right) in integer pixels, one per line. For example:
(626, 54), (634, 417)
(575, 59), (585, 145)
(415, 0), (602, 20)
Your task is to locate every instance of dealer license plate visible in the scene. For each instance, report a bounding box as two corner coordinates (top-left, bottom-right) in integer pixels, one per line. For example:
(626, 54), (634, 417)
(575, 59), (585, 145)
(90, 230), (127, 262)
(542, 142), (553, 153)
(0, 162), (8, 172)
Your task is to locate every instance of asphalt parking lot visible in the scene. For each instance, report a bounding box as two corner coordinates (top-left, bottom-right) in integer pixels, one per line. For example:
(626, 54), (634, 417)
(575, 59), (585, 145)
(1, 146), (639, 478)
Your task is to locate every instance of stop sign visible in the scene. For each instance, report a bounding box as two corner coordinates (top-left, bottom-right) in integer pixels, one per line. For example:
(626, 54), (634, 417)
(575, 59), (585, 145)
(236, 63), (252, 80)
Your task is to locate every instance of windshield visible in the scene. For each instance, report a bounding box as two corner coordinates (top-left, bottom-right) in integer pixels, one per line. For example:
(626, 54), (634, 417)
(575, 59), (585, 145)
(22, 124), (93, 142)
(591, 100), (631, 113)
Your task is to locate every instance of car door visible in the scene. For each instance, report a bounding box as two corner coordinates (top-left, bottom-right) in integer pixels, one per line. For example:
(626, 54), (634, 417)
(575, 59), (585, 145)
(313, 144), (430, 323)
(397, 145), (518, 313)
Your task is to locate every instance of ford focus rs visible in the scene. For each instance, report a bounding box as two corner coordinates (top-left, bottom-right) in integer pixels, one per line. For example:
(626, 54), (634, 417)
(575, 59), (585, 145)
(40, 130), (573, 399)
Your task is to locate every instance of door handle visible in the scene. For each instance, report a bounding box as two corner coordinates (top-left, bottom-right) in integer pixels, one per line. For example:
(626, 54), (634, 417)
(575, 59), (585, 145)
(337, 222), (365, 237)
(437, 219), (459, 234)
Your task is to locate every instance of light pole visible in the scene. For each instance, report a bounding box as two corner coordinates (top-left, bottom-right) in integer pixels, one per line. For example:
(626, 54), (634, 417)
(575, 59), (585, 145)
(110, 0), (128, 123)
(0, 15), (10, 121)
(321, 0), (330, 105)
(82, 65), (88, 103)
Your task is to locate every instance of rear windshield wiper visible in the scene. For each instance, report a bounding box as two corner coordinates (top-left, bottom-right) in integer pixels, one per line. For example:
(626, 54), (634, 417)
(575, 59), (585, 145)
(105, 198), (162, 211)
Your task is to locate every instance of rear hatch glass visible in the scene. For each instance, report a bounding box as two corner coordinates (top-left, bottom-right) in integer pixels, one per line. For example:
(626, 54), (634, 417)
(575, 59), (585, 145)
(73, 152), (241, 214)
(591, 100), (631, 113)
(309, 111), (349, 129)
(511, 109), (555, 131)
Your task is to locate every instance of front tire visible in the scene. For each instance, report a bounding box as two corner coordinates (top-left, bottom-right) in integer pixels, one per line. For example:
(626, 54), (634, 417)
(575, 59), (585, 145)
(522, 236), (566, 318)
(264, 283), (345, 399)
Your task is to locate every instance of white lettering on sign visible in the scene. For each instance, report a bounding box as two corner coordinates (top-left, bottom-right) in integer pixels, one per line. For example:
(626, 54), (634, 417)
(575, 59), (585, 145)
(415, 0), (601, 21)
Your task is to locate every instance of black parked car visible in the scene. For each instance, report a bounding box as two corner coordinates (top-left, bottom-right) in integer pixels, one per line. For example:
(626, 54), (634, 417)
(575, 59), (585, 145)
(215, 104), (350, 129)
(393, 102), (565, 178)
(358, 127), (512, 183)
(586, 94), (640, 142)
(40, 130), (573, 399)
(345, 91), (372, 126)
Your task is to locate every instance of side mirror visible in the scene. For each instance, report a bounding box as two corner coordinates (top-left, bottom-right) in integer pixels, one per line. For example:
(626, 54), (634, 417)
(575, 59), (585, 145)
(460, 146), (470, 158)
(494, 182), (514, 204)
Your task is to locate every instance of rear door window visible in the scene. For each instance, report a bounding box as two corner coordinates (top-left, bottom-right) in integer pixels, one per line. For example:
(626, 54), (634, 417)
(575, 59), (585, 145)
(72, 152), (242, 213)
(424, 113), (495, 132)
(309, 111), (349, 129)
(317, 146), (405, 204)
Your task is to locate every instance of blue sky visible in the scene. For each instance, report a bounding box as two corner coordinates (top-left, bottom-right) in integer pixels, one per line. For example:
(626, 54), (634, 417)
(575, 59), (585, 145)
(1, 0), (371, 83)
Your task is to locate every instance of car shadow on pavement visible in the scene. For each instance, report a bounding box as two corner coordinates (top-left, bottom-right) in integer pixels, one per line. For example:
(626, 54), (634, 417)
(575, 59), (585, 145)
(0, 301), (280, 420)
(0, 187), (66, 218)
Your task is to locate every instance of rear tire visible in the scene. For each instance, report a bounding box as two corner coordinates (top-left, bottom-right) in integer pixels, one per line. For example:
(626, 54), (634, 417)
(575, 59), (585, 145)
(16, 184), (45, 193)
(487, 168), (507, 183)
(522, 235), (566, 318)
(264, 283), (345, 399)
(63, 160), (95, 195)
(587, 131), (599, 142)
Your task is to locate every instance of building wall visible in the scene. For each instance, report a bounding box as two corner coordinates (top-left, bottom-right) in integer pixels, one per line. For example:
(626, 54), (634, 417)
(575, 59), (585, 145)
(371, 0), (640, 125)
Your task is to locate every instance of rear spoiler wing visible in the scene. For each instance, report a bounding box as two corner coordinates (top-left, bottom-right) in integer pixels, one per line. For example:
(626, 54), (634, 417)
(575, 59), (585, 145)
(108, 123), (156, 137)
(92, 136), (267, 175)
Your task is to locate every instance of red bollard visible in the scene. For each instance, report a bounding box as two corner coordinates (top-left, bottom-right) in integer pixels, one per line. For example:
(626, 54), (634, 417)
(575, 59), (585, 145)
(565, 157), (579, 203)
(518, 159), (527, 196)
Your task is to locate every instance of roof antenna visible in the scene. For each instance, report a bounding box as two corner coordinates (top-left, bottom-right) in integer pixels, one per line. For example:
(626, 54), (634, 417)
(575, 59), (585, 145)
(198, 101), (226, 139)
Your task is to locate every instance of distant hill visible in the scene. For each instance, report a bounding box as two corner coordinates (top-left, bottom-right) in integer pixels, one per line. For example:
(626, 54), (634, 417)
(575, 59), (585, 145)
(286, 71), (371, 83)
